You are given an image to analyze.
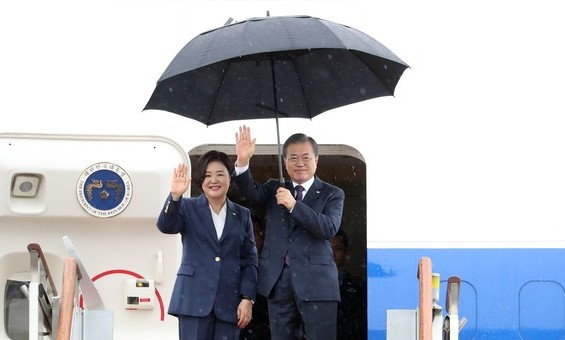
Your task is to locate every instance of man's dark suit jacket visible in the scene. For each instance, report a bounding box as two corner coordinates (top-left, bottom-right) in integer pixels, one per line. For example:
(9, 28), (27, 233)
(157, 193), (258, 323)
(234, 170), (344, 302)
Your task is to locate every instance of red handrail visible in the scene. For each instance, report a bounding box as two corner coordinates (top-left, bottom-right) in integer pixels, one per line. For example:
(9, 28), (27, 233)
(27, 243), (58, 297)
(57, 258), (81, 340)
(418, 257), (432, 340)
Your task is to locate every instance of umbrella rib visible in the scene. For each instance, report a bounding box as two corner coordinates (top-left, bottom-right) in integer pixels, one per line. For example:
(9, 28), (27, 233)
(206, 19), (251, 125)
(288, 57), (314, 119)
(350, 51), (398, 96)
(206, 61), (232, 125)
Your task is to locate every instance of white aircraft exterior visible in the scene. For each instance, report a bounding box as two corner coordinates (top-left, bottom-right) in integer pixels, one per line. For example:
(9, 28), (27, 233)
(1, 1), (565, 339)
(2, 125), (565, 339)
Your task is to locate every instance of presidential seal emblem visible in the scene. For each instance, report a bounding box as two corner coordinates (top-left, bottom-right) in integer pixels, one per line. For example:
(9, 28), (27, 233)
(77, 162), (132, 217)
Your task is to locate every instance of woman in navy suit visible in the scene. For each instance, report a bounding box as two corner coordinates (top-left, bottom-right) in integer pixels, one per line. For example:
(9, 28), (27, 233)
(157, 150), (258, 340)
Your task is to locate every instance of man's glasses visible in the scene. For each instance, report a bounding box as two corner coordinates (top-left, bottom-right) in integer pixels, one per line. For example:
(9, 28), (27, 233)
(286, 155), (315, 164)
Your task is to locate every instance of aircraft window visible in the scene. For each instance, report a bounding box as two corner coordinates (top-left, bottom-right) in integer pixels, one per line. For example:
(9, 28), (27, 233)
(519, 280), (565, 339)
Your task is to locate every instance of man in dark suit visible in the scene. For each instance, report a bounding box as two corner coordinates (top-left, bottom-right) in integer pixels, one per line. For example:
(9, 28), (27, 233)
(233, 125), (345, 340)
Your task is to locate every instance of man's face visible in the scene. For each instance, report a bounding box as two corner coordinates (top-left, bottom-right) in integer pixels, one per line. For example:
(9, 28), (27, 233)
(284, 141), (318, 184)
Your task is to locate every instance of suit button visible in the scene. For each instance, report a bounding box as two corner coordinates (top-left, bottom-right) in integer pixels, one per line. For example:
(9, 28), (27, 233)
(215, 257), (221, 262)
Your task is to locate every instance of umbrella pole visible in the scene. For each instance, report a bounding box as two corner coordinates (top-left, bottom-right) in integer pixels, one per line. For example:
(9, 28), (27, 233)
(270, 56), (285, 187)
(275, 114), (285, 186)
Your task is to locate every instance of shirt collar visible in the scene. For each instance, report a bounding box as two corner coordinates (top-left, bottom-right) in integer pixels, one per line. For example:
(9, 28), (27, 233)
(293, 177), (314, 193)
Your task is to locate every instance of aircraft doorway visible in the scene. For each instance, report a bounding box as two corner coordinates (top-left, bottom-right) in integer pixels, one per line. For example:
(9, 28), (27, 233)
(189, 144), (367, 339)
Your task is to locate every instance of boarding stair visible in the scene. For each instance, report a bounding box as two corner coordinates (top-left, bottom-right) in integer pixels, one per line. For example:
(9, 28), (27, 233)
(18, 237), (113, 339)
(386, 257), (467, 340)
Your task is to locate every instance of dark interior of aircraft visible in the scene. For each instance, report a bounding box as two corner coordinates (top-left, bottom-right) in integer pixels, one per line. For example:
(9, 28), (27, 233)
(189, 145), (367, 278)
(189, 144), (368, 339)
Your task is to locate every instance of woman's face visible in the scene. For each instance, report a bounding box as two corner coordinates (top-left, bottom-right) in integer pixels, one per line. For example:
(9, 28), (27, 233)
(202, 160), (230, 200)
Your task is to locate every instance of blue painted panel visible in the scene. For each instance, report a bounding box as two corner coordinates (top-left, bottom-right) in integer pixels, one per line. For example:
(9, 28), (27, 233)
(367, 249), (565, 339)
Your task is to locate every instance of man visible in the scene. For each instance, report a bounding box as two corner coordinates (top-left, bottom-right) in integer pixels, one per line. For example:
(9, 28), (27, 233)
(233, 125), (345, 340)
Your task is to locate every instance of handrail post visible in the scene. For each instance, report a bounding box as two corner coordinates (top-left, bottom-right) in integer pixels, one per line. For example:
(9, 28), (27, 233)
(27, 243), (58, 339)
(59, 236), (113, 339)
(417, 257), (433, 340)
(57, 258), (81, 340)
(443, 276), (462, 340)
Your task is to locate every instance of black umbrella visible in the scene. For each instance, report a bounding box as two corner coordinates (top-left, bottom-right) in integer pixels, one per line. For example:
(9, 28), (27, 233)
(144, 14), (409, 184)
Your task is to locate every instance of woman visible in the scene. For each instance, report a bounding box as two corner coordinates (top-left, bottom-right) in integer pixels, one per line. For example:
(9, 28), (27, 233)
(157, 150), (258, 340)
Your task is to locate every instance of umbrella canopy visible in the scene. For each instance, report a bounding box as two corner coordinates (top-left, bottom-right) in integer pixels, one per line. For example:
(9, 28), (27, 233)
(144, 15), (409, 183)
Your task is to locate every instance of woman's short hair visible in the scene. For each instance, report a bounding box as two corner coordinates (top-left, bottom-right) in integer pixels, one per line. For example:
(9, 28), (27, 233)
(194, 150), (233, 191)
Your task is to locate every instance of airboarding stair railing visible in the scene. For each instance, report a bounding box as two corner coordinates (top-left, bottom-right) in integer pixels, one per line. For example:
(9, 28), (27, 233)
(21, 239), (113, 340)
(415, 257), (432, 340)
(386, 257), (466, 340)
(26, 243), (61, 339)
(57, 236), (114, 340)
(443, 276), (467, 340)
(57, 257), (80, 340)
